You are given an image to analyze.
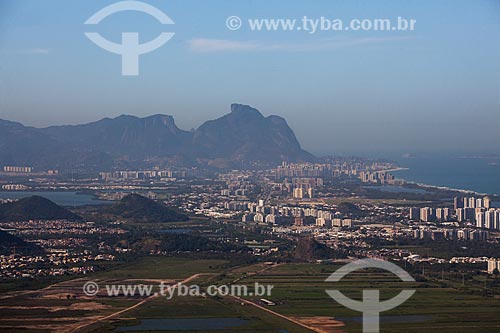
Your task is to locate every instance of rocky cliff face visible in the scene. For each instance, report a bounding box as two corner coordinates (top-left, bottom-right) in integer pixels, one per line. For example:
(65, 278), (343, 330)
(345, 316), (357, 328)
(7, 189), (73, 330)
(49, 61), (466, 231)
(192, 104), (313, 162)
(0, 104), (314, 169)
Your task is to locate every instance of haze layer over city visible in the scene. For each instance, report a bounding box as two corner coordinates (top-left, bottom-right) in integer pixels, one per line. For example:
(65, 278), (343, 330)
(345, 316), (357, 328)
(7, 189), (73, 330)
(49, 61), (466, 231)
(0, 1), (499, 333)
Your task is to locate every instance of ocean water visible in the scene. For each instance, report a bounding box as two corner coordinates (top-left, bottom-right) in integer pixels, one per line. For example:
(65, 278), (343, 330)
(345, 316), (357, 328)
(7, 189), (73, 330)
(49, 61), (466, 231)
(391, 156), (500, 195)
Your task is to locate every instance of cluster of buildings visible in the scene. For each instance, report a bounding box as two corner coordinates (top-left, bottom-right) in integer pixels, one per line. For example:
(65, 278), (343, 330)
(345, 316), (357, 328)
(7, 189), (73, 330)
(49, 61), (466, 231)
(3, 166), (33, 173)
(474, 209), (500, 230)
(410, 227), (489, 241)
(488, 258), (500, 274)
(275, 159), (397, 179)
(3, 157), (499, 282)
(1, 184), (30, 191)
(0, 252), (115, 279)
(449, 257), (490, 264)
(273, 160), (402, 198)
(358, 171), (405, 185)
(455, 197), (500, 230)
(1, 220), (127, 237)
(241, 200), (354, 228)
(292, 186), (315, 199)
(35, 238), (88, 249)
(410, 207), (452, 222)
(275, 162), (324, 178)
(409, 196), (500, 231)
(99, 168), (191, 181)
(219, 170), (254, 197)
(0, 219), (125, 278)
(1, 166), (58, 178)
(315, 217), (353, 228)
(0, 199), (15, 204)
(264, 177), (321, 199)
(179, 166), (417, 234)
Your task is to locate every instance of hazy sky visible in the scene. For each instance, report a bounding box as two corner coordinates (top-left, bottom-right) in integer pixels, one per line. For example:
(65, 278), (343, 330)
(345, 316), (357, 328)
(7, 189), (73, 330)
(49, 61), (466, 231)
(0, 0), (499, 155)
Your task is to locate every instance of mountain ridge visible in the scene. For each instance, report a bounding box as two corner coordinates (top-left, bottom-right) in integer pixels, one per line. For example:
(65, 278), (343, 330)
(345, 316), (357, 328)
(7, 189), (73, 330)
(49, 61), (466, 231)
(0, 104), (314, 170)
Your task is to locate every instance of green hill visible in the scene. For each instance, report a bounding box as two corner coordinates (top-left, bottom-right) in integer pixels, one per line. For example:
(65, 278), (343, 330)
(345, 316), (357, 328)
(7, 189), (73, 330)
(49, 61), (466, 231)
(0, 230), (43, 255)
(106, 194), (189, 223)
(292, 236), (347, 261)
(0, 196), (81, 222)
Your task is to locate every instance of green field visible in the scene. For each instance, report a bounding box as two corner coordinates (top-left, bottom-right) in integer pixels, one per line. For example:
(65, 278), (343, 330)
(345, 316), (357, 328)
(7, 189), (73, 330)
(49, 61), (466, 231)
(91, 256), (230, 279)
(94, 296), (314, 333)
(2, 257), (500, 333)
(226, 263), (500, 333)
(87, 260), (500, 333)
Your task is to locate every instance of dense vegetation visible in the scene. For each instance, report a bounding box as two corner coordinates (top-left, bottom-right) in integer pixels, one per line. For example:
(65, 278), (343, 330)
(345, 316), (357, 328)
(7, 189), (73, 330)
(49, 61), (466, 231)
(0, 196), (81, 222)
(127, 232), (247, 254)
(105, 194), (189, 223)
(0, 230), (43, 255)
(336, 201), (367, 217)
(292, 236), (347, 261)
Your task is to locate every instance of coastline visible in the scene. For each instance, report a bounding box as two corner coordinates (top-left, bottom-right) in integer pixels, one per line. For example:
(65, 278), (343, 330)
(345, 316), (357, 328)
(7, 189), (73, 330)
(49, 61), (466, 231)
(389, 169), (494, 196)
(382, 167), (410, 173)
(388, 154), (500, 197)
(404, 180), (484, 196)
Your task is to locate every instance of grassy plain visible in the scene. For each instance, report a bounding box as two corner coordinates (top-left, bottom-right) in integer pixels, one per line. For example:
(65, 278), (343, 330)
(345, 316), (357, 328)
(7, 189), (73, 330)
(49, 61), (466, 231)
(2, 258), (500, 333)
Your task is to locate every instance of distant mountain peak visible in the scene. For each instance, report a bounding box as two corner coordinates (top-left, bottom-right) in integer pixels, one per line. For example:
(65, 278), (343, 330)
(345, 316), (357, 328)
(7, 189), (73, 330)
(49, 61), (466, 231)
(146, 114), (175, 123)
(193, 104), (313, 163)
(141, 114), (179, 130)
(107, 114), (176, 126)
(230, 103), (263, 118)
(0, 104), (314, 169)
